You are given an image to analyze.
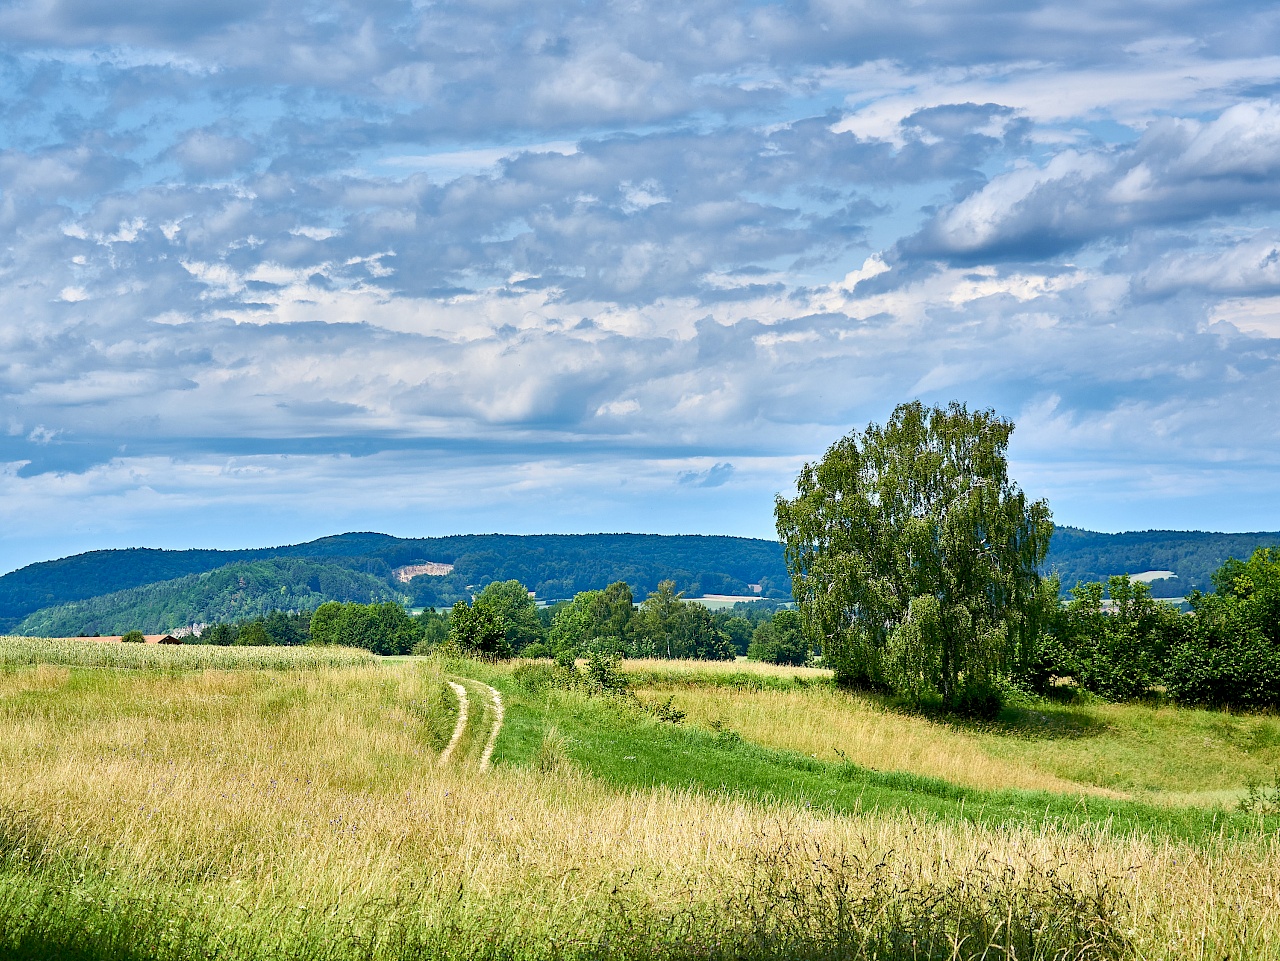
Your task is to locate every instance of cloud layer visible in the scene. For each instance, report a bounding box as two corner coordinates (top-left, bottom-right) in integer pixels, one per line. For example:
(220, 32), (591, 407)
(2, 0), (1280, 570)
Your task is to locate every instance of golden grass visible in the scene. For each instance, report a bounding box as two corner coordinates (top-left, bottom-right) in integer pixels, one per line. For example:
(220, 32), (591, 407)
(2, 662), (1279, 958)
(0, 634), (377, 669)
(617, 656), (833, 681)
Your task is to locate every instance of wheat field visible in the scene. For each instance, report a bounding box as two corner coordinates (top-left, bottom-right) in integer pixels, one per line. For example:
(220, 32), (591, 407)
(0, 635), (376, 670)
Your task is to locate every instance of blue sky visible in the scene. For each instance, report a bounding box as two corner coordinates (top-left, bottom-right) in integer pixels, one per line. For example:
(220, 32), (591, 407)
(2, 0), (1280, 573)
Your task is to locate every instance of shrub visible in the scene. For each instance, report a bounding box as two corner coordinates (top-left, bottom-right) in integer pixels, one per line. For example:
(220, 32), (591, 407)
(120, 630), (145, 643)
(1165, 591), (1280, 710)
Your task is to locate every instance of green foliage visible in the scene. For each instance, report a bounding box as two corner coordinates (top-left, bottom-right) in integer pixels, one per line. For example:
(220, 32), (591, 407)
(234, 620), (271, 646)
(633, 581), (734, 660)
(1043, 577), (1189, 701)
(1239, 772), (1280, 816)
(447, 600), (512, 659)
(1025, 549), (1280, 712)
(747, 609), (810, 665)
(1165, 557), (1280, 710)
(120, 630), (145, 643)
(473, 580), (544, 653)
(777, 401), (1052, 715)
(203, 622), (234, 646)
(547, 581), (637, 657)
(308, 601), (422, 655)
(410, 608), (449, 655)
(545, 580), (743, 662)
(717, 615), (755, 656)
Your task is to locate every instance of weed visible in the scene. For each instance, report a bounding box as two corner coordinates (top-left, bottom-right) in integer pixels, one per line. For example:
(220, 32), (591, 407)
(536, 726), (571, 773)
(1239, 773), (1280, 816)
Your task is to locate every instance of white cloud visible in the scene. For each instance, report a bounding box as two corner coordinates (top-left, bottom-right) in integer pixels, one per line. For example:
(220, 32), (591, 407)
(2, 0), (1280, 567)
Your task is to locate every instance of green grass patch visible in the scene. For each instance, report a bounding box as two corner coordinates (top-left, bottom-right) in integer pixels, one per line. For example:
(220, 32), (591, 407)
(492, 669), (1280, 845)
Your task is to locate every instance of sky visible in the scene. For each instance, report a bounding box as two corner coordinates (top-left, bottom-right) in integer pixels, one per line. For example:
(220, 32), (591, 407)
(2, 0), (1280, 574)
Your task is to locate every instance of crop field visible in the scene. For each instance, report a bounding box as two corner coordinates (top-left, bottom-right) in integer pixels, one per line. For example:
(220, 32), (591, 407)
(0, 635), (376, 670)
(1, 654), (1278, 960)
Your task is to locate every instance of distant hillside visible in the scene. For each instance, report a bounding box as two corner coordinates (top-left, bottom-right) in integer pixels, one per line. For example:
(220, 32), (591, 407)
(1, 532), (792, 634)
(14, 558), (400, 637)
(1044, 527), (1280, 596)
(6, 526), (1279, 635)
(0, 546), (274, 631)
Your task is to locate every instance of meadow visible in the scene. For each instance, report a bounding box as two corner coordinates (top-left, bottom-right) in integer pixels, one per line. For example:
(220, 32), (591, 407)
(1, 644), (1278, 959)
(619, 660), (1280, 805)
(0, 635), (376, 670)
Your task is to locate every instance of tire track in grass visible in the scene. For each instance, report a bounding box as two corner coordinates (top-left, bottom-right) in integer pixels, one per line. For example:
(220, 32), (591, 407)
(478, 682), (503, 772)
(438, 681), (468, 766)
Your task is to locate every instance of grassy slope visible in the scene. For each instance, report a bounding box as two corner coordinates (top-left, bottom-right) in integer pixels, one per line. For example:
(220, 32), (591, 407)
(484, 661), (1279, 846)
(623, 675), (1280, 804)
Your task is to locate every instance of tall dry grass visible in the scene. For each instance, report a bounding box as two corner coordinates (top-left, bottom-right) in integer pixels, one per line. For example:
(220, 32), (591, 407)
(0, 635), (376, 670)
(617, 656), (833, 681)
(0, 662), (1278, 959)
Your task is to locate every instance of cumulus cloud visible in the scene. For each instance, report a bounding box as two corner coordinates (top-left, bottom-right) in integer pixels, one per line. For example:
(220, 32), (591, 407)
(1, 0), (1280, 571)
(907, 101), (1280, 261)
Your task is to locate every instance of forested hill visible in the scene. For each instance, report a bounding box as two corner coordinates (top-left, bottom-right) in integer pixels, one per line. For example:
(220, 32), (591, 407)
(15, 559), (400, 638)
(1045, 527), (1280, 596)
(0, 533), (792, 634)
(5, 527), (1280, 635)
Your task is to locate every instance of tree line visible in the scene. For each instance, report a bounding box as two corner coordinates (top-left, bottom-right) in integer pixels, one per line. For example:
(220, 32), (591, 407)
(181, 580), (811, 665)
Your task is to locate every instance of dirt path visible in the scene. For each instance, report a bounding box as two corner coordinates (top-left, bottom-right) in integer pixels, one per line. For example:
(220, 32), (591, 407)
(438, 681), (468, 766)
(439, 677), (504, 772)
(478, 682), (503, 772)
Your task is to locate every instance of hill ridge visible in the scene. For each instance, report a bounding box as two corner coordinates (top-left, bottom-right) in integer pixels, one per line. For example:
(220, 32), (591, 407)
(6, 527), (1280, 636)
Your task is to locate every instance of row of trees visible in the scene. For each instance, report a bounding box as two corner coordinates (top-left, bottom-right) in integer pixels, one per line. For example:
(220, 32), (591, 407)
(445, 579), (806, 663)
(1028, 549), (1280, 709)
(184, 578), (811, 665)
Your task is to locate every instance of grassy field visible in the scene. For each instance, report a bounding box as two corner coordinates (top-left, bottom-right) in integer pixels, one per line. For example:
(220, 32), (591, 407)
(0, 635), (376, 670)
(618, 662), (1280, 805)
(1, 654), (1279, 959)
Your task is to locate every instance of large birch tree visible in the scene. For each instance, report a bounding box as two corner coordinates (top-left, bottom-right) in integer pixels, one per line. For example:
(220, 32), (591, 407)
(775, 401), (1053, 715)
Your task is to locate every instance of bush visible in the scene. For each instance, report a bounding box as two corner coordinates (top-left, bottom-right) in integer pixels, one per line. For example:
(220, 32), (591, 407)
(1030, 577), (1189, 701)
(121, 630), (145, 643)
(1165, 592), (1280, 709)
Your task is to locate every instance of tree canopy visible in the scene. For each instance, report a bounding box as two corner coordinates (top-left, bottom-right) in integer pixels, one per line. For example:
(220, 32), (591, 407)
(776, 401), (1053, 714)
